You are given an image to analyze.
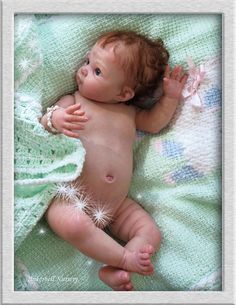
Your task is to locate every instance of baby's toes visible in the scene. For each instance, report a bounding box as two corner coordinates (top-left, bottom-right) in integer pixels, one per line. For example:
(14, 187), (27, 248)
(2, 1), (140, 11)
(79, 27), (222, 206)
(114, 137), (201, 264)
(114, 284), (133, 291)
(139, 251), (151, 261)
(138, 246), (153, 264)
(138, 260), (153, 273)
(137, 246), (155, 274)
(142, 268), (154, 276)
(140, 258), (152, 266)
(99, 266), (132, 291)
(114, 276), (134, 291)
(141, 261), (154, 274)
(140, 244), (155, 255)
(124, 283), (134, 291)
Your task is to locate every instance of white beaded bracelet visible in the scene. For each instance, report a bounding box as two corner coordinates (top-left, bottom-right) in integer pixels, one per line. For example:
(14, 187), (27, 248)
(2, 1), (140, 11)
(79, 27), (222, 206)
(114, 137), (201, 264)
(46, 105), (61, 133)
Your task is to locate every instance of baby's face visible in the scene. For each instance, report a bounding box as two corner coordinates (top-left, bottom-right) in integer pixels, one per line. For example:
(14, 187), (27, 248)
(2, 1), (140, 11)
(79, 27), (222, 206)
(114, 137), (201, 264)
(76, 43), (129, 103)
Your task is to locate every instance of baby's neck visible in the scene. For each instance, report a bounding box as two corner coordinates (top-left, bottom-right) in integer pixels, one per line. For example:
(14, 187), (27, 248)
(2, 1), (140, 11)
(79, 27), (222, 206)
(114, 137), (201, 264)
(77, 90), (122, 105)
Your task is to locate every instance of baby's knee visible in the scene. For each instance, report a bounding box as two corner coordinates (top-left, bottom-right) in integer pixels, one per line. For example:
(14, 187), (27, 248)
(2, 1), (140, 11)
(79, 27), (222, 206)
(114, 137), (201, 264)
(46, 201), (94, 242)
(151, 225), (162, 250)
(141, 223), (162, 250)
(62, 211), (94, 242)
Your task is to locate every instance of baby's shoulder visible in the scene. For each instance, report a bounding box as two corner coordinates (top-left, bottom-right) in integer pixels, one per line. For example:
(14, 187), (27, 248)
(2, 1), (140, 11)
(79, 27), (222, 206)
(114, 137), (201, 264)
(57, 93), (76, 108)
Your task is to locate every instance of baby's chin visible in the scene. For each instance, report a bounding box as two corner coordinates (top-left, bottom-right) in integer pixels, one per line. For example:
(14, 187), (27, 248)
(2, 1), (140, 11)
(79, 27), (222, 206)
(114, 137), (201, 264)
(78, 88), (100, 102)
(77, 86), (120, 104)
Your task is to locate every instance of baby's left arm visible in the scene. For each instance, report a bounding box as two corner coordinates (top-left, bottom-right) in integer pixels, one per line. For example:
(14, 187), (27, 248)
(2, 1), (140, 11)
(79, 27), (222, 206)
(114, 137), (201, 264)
(135, 65), (188, 134)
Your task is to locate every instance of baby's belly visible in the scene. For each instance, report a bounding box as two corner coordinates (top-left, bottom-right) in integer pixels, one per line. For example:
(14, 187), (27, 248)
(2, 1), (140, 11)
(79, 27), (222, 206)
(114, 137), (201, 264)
(77, 141), (133, 213)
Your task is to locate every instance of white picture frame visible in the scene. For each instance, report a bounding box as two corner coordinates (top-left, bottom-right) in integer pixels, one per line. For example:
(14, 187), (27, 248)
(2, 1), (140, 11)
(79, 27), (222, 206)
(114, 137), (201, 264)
(1, 0), (235, 304)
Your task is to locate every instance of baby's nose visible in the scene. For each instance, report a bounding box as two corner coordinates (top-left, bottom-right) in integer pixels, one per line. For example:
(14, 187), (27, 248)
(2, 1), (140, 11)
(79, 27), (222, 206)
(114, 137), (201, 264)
(80, 66), (88, 77)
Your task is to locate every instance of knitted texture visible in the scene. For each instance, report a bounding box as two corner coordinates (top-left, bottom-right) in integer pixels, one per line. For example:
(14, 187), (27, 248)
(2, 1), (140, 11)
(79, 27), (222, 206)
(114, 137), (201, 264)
(14, 14), (222, 291)
(14, 15), (86, 251)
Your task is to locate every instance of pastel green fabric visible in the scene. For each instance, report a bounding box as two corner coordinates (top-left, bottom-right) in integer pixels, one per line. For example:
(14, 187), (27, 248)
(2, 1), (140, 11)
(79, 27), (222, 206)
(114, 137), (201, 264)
(14, 15), (86, 251)
(14, 14), (222, 291)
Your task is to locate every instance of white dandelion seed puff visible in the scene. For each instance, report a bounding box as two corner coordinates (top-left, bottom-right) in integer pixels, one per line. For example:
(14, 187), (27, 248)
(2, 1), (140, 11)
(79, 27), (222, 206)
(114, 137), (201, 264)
(74, 199), (86, 212)
(90, 204), (113, 229)
(55, 183), (68, 198)
(55, 183), (78, 201)
(38, 227), (46, 235)
(66, 185), (78, 200)
(137, 193), (142, 200)
(18, 57), (31, 71)
(73, 194), (90, 212)
(86, 259), (93, 266)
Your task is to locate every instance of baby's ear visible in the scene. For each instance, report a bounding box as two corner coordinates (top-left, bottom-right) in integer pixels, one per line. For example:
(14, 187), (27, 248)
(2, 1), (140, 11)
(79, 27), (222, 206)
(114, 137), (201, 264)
(116, 86), (135, 102)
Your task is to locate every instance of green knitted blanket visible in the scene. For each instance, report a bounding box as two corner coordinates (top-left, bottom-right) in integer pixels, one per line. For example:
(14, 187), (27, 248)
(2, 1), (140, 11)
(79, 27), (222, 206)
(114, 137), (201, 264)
(14, 14), (222, 291)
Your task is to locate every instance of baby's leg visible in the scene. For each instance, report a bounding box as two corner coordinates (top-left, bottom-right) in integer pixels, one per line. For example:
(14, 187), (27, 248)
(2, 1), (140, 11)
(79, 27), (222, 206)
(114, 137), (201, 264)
(46, 198), (156, 274)
(99, 197), (161, 290)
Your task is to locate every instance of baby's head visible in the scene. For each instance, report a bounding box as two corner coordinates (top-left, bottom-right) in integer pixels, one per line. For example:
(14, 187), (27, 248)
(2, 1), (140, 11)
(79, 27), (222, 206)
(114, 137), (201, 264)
(76, 30), (169, 103)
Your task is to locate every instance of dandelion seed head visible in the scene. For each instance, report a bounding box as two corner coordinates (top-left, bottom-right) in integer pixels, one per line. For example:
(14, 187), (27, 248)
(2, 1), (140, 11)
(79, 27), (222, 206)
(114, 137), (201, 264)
(19, 58), (31, 71)
(55, 183), (78, 201)
(55, 183), (68, 196)
(74, 197), (88, 212)
(91, 205), (112, 229)
(66, 185), (77, 199)
(38, 227), (46, 235)
(137, 193), (142, 200)
(86, 259), (93, 266)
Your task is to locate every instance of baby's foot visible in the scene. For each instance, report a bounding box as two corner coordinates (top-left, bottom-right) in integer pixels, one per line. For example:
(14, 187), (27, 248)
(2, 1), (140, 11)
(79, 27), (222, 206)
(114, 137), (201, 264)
(120, 244), (154, 275)
(99, 266), (133, 291)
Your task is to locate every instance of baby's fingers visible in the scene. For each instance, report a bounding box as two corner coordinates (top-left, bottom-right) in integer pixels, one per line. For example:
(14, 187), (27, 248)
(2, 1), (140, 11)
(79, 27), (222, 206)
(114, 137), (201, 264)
(66, 103), (82, 114)
(66, 114), (88, 123)
(62, 129), (80, 139)
(164, 64), (170, 78)
(63, 122), (85, 130)
(180, 74), (189, 86)
(73, 110), (87, 117)
(171, 66), (183, 81)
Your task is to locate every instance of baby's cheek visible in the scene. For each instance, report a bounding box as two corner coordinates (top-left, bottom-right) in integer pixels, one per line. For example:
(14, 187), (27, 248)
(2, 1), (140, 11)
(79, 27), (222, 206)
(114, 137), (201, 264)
(92, 87), (110, 102)
(80, 84), (97, 100)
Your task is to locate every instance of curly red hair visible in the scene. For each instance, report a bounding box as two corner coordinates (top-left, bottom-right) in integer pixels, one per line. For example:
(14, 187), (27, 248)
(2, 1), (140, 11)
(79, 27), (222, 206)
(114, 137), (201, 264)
(97, 30), (169, 100)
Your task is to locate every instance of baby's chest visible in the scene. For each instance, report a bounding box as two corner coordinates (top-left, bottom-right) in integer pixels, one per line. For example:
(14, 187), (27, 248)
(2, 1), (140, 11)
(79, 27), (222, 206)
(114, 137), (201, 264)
(81, 102), (136, 137)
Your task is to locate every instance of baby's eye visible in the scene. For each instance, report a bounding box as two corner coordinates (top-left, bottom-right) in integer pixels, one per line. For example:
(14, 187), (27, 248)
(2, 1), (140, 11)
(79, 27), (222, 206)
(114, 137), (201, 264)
(95, 68), (101, 76)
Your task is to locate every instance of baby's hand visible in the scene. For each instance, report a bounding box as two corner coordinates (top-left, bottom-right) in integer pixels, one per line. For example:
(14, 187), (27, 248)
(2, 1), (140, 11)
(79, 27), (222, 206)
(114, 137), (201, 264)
(163, 65), (188, 101)
(52, 104), (88, 138)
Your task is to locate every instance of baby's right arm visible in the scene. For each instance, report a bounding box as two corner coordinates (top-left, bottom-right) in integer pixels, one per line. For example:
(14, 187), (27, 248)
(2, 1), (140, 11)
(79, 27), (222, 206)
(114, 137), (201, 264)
(40, 95), (88, 138)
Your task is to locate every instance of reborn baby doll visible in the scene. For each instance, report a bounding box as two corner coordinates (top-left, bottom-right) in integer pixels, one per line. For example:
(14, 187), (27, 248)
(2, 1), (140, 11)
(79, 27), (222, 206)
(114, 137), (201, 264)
(40, 30), (188, 291)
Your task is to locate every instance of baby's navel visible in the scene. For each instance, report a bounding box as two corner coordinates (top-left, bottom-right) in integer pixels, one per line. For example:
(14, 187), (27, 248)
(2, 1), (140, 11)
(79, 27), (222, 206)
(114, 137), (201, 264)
(105, 174), (115, 183)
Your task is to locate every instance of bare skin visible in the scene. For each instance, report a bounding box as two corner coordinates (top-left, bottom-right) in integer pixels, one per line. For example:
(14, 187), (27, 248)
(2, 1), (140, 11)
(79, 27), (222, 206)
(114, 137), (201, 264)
(41, 41), (187, 290)
(46, 95), (161, 277)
